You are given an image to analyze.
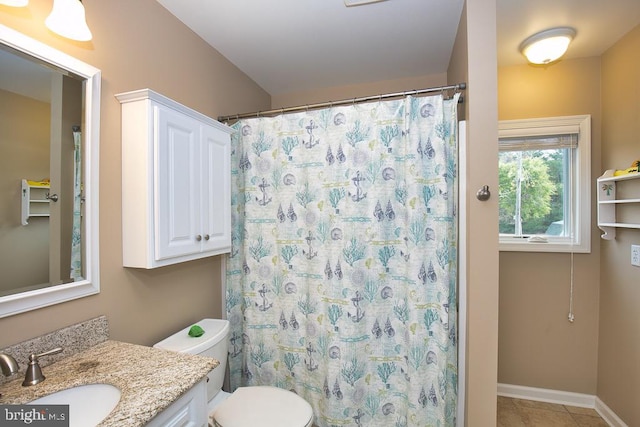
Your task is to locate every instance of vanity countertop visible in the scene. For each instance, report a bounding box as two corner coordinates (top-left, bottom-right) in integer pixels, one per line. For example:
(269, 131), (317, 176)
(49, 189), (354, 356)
(0, 339), (218, 426)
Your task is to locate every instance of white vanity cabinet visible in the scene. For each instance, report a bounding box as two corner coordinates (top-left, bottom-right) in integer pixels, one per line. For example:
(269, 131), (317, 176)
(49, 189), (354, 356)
(146, 378), (208, 427)
(116, 89), (233, 268)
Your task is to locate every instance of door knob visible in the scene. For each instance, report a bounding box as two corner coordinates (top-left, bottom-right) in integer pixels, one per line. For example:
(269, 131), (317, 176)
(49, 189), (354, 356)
(476, 185), (491, 201)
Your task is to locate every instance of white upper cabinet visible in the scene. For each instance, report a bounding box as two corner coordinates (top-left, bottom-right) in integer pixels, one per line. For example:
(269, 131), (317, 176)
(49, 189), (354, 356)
(116, 89), (233, 268)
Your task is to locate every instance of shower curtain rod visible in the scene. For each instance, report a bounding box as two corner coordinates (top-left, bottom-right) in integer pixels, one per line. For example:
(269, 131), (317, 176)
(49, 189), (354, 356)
(218, 82), (466, 122)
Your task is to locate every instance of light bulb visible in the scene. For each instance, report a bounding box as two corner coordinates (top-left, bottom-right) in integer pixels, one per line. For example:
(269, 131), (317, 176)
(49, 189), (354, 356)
(520, 28), (576, 65)
(45, 0), (92, 42)
(0, 0), (29, 7)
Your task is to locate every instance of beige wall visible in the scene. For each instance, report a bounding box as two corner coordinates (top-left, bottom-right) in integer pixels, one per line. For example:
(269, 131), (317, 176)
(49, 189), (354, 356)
(0, 89), (50, 290)
(0, 0), (270, 348)
(497, 57), (602, 394)
(455, 0), (500, 424)
(271, 73), (447, 110)
(599, 24), (640, 426)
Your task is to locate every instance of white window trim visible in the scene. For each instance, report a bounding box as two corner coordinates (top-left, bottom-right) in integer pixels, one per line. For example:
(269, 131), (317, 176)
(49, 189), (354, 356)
(498, 115), (591, 253)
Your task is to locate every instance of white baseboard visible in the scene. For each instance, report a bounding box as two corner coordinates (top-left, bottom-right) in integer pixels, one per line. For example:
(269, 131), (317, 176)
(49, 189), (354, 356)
(497, 383), (628, 427)
(498, 383), (595, 407)
(595, 397), (629, 427)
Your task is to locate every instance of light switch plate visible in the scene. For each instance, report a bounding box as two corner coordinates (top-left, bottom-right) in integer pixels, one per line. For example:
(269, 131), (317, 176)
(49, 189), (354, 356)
(632, 245), (640, 267)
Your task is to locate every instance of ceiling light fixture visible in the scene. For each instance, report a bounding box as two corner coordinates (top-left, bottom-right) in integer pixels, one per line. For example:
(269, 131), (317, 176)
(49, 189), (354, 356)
(0, 0), (29, 6)
(519, 27), (576, 65)
(45, 0), (92, 41)
(344, 0), (388, 7)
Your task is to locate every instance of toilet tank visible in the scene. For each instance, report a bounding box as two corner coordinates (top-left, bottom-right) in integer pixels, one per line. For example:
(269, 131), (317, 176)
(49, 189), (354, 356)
(153, 318), (230, 402)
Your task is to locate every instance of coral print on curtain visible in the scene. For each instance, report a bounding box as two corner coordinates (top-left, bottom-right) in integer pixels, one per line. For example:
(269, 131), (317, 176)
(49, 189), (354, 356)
(226, 93), (460, 426)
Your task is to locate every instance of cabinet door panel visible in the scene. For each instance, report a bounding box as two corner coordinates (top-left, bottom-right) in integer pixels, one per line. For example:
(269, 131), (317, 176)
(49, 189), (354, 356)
(201, 125), (231, 252)
(156, 106), (201, 260)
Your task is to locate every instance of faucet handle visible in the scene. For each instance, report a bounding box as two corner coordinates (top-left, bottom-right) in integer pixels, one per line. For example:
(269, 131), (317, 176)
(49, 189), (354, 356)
(22, 347), (63, 387)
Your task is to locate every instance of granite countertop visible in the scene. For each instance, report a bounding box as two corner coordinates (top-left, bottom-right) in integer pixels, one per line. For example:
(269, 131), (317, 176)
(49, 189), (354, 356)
(0, 340), (218, 426)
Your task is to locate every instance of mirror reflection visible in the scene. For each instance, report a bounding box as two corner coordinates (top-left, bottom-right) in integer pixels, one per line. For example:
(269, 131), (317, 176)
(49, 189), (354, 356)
(0, 24), (100, 318)
(0, 44), (85, 297)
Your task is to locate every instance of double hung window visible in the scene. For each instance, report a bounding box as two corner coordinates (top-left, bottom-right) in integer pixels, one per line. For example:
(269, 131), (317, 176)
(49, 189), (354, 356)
(498, 115), (591, 253)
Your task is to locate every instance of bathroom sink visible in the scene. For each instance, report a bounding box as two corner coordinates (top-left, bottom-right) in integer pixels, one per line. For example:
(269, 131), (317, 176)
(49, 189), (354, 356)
(30, 383), (121, 427)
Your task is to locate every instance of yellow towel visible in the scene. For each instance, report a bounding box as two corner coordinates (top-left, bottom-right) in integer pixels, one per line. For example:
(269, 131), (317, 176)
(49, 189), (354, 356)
(27, 179), (50, 187)
(613, 160), (639, 176)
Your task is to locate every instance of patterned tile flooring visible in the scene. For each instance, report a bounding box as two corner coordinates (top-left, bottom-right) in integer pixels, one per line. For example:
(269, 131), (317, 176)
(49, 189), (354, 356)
(498, 396), (609, 427)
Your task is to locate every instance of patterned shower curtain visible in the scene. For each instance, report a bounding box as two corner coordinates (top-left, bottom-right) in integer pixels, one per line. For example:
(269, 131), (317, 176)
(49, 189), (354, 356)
(70, 129), (82, 280)
(226, 93), (459, 426)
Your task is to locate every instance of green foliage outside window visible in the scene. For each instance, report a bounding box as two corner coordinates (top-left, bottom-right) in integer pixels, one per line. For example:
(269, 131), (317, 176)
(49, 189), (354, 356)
(499, 149), (565, 235)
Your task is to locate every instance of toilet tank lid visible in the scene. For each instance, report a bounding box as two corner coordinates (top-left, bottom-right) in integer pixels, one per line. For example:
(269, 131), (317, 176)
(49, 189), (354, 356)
(153, 318), (229, 355)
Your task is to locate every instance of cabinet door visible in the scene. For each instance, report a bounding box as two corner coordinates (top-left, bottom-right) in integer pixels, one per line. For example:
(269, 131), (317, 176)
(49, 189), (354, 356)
(155, 106), (202, 260)
(200, 124), (231, 253)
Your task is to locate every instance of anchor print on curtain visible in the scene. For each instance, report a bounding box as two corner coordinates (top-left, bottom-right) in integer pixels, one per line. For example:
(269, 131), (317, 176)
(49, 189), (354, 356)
(226, 93), (460, 426)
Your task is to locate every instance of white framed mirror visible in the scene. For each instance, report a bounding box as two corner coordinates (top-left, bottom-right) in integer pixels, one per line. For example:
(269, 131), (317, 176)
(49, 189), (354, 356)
(0, 24), (100, 317)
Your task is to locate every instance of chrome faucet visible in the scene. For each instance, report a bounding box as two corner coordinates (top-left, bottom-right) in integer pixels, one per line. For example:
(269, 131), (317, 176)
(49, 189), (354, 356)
(0, 352), (18, 377)
(0, 352), (19, 398)
(22, 347), (63, 387)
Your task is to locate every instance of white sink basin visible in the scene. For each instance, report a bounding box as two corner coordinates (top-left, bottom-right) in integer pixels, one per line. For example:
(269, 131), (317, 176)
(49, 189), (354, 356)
(31, 383), (121, 427)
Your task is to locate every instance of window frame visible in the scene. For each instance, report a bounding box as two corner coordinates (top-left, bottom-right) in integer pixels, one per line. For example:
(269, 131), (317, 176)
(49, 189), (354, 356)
(498, 115), (591, 253)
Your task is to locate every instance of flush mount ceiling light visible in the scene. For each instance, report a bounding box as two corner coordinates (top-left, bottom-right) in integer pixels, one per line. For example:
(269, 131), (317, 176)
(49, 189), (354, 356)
(45, 0), (92, 41)
(0, 0), (29, 6)
(344, 0), (389, 6)
(519, 27), (576, 65)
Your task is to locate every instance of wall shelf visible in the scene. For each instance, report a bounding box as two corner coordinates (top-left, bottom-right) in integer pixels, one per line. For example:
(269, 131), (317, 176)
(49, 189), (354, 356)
(21, 179), (51, 225)
(597, 170), (640, 240)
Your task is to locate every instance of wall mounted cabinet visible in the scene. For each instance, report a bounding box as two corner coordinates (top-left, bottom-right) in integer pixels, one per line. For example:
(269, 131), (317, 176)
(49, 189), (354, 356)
(116, 89), (233, 268)
(597, 170), (640, 240)
(21, 179), (51, 225)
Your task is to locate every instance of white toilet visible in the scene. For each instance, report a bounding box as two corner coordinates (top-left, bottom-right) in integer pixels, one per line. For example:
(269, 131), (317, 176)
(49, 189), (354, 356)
(153, 318), (314, 427)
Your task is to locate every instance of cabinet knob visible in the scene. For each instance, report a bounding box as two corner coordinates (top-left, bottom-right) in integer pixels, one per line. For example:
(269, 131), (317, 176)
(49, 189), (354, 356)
(196, 235), (202, 242)
(204, 234), (210, 241)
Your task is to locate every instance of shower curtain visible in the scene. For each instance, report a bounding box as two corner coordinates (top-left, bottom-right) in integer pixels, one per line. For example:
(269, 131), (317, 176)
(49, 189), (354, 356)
(70, 128), (82, 280)
(226, 93), (459, 426)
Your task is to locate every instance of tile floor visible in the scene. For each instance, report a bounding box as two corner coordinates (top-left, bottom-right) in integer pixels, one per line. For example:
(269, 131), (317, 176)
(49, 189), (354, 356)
(498, 396), (609, 427)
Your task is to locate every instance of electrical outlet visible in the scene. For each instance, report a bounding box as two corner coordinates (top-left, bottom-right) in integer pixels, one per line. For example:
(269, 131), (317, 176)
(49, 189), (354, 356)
(632, 245), (640, 267)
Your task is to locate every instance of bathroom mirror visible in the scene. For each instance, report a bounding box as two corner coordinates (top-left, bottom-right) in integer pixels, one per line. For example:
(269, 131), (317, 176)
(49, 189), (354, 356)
(0, 24), (100, 318)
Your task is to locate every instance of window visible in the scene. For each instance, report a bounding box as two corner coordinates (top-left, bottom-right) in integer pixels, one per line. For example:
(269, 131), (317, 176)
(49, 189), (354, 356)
(498, 115), (591, 253)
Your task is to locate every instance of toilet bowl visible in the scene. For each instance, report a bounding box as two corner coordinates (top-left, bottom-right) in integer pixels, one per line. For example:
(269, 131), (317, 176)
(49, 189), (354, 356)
(153, 319), (313, 427)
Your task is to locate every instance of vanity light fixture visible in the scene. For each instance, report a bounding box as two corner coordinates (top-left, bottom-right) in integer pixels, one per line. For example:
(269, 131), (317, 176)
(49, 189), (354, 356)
(0, 0), (28, 6)
(45, 0), (92, 42)
(519, 27), (576, 65)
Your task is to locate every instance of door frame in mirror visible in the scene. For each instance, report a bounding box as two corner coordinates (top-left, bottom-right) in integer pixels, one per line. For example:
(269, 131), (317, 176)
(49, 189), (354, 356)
(0, 24), (100, 318)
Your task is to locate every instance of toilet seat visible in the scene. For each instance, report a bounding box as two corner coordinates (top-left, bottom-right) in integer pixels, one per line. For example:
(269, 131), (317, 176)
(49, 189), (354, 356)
(211, 386), (313, 427)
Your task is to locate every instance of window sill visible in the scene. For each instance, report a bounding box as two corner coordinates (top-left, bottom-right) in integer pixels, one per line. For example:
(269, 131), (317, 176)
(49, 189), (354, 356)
(499, 238), (590, 253)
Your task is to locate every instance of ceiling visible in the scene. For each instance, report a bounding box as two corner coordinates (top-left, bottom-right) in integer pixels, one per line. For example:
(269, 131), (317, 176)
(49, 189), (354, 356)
(157, 0), (640, 97)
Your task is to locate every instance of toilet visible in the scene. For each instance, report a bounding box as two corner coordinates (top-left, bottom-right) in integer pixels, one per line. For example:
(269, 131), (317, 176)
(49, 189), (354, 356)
(153, 319), (314, 427)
